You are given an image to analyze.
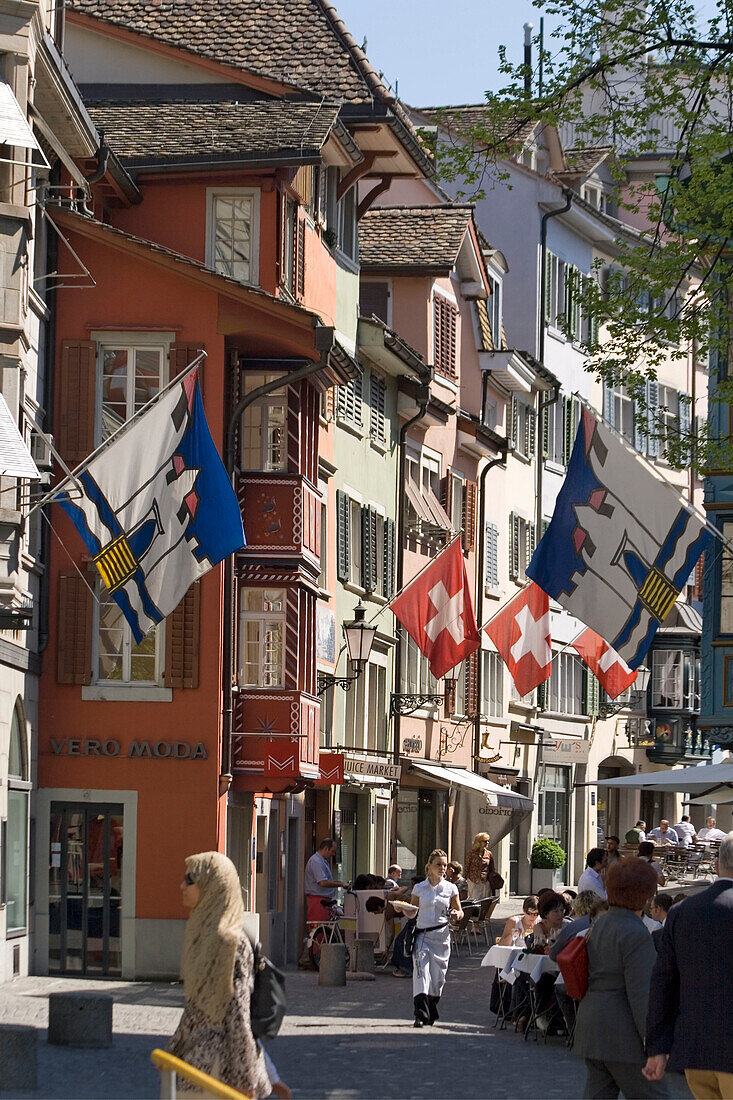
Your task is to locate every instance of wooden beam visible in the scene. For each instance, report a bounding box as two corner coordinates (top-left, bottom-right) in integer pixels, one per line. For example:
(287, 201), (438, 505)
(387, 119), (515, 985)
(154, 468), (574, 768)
(336, 151), (378, 200)
(357, 175), (393, 219)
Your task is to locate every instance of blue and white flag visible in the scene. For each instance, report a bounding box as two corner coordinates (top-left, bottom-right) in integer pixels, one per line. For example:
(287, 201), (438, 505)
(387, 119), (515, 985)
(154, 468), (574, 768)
(59, 370), (245, 642)
(527, 405), (711, 670)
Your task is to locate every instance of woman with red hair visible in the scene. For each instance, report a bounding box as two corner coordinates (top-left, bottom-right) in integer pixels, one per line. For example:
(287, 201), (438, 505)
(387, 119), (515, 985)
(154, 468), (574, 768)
(573, 858), (670, 1099)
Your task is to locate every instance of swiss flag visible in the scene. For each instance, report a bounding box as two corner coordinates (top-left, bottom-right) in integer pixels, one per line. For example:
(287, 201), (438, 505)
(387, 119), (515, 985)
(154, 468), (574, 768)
(572, 627), (637, 700)
(484, 582), (552, 697)
(389, 539), (480, 680)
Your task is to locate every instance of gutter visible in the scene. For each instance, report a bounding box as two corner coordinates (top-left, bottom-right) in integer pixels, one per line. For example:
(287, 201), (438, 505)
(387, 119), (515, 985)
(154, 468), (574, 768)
(220, 328), (335, 794)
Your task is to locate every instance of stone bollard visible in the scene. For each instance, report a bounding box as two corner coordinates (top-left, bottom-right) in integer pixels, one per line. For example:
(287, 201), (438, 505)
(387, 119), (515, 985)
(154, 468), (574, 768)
(48, 992), (113, 1048)
(351, 938), (375, 974)
(317, 942), (347, 986)
(0, 1024), (38, 1090)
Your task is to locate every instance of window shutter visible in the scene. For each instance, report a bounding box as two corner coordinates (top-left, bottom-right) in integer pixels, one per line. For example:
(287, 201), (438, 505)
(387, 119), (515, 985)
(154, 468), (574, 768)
(509, 512), (520, 580)
(169, 343), (205, 395)
(527, 406), (536, 457)
(544, 251), (553, 324)
(536, 679), (548, 711)
(541, 405), (550, 458)
(58, 341), (96, 465)
(369, 373), (386, 443)
(678, 390), (690, 461)
(563, 396), (574, 465)
(360, 282), (389, 323)
(526, 521), (536, 571)
(462, 480), (477, 553)
(465, 651), (479, 717)
(583, 667), (600, 717)
(475, 299), (493, 350)
(646, 378), (659, 458)
(361, 505), (378, 593)
(57, 571), (93, 685)
(602, 382), (615, 430)
(693, 550), (705, 602)
(164, 582), (201, 689)
(336, 490), (350, 582)
(485, 522), (498, 587)
(384, 518), (396, 598)
(441, 473), (453, 522)
(510, 395), (519, 449)
(444, 676), (456, 718)
(296, 216), (306, 299)
(433, 296), (457, 378)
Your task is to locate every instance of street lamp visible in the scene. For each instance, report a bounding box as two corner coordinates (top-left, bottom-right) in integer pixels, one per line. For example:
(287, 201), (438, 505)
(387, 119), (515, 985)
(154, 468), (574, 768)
(598, 665), (651, 719)
(317, 603), (377, 695)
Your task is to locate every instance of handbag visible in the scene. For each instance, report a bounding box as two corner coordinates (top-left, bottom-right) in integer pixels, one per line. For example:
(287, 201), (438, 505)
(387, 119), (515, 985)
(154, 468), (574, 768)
(556, 930), (591, 1001)
(249, 939), (287, 1040)
(403, 918), (448, 957)
(489, 871), (505, 892)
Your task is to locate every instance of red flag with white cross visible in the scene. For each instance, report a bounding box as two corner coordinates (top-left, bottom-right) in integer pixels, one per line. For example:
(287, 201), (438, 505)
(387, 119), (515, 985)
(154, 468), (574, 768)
(572, 627), (637, 700)
(389, 538), (480, 680)
(484, 582), (552, 697)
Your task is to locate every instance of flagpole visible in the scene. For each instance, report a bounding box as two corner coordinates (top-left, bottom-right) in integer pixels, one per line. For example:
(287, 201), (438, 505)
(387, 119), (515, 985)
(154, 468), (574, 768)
(25, 351), (207, 521)
(574, 392), (732, 553)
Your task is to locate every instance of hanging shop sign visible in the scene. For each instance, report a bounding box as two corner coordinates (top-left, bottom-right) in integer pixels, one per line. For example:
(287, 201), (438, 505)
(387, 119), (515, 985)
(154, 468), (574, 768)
(402, 738), (423, 753)
(540, 737), (590, 765)
(50, 738), (208, 759)
(343, 754), (401, 782)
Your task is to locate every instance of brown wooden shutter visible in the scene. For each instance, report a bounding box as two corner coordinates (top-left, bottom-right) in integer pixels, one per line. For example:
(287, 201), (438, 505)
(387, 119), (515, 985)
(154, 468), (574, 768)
(444, 677), (456, 717)
(57, 341), (96, 467)
(465, 651), (479, 717)
(462, 480), (477, 553)
(169, 343), (205, 394)
(441, 473), (453, 521)
(57, 571), (93, 684)
(296, 216), (306, 299)
(164, 582), (201, 689)
(433, 296), (457, 379)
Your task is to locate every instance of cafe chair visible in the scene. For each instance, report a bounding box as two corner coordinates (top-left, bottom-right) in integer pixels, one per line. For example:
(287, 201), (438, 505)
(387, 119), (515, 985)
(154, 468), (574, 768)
(468, 895), (500, 948)
(450, 910), (473, 956)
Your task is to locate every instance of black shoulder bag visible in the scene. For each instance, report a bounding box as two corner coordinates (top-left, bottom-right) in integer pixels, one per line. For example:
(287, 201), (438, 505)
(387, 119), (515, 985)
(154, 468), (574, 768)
(248, 937), (287, 1040)
(403, 918), (448, 957)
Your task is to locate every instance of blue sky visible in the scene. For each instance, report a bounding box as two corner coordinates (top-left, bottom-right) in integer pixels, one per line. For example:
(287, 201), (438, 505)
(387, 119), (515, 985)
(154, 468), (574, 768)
(334, 0), (722, 107)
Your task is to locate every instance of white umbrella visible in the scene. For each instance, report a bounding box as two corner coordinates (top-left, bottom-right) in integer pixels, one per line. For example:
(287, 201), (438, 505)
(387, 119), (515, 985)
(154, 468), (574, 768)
(594, 761), (733, 803)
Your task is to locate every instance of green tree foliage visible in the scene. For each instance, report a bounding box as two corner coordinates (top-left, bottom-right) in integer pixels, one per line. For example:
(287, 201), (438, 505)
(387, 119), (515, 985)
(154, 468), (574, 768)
(431, 0), (733, 469)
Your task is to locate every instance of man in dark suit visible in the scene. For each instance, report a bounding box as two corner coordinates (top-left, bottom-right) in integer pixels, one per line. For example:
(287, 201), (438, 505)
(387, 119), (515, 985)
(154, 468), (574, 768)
(644, 833), (733, 1099)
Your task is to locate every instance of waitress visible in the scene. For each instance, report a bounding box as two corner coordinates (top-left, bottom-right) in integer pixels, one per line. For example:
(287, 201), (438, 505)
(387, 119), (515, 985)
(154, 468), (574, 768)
(409, 849), (463, 1028)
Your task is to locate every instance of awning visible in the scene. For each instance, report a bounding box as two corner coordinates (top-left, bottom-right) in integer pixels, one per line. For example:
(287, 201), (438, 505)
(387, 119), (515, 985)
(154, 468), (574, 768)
(0, 82), (40, 149)
(0, 395), (40, 479)
(404, 480), (451, 531)
(595, 761), (733, 802)
(408, 759), (534, 850)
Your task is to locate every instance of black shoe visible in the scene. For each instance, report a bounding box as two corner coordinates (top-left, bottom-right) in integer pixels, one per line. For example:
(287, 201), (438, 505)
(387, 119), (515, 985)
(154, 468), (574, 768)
(413, 1019), (424, 1028)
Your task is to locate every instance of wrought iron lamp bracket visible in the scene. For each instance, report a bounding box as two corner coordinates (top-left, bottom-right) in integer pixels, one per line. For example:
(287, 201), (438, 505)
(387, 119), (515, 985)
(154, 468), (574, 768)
(389, 693), (443, 717)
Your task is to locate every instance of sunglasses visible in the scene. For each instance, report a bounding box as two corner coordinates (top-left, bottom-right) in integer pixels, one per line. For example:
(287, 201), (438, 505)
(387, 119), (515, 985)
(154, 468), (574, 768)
(184, 872), (195, 886)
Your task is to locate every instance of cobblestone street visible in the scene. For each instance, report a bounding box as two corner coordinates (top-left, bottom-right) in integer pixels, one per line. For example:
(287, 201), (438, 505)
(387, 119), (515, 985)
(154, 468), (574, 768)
(0, 952), (694, 1100)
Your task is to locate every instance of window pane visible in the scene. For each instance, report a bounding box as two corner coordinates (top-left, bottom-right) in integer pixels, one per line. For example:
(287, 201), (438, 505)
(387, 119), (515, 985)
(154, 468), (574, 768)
(214, 195), (252, 283)
(9, 704), (24, 779)
(98, 593), (125, 681)
(7, 789), (28, 931)
(721, 522), (733, 633)
(130, 629), (157, 682)
(262, 623), (283, 686)
(241, 620), (261, 686)
(101, 349), (128, 440)
(133, 349), (162, 414)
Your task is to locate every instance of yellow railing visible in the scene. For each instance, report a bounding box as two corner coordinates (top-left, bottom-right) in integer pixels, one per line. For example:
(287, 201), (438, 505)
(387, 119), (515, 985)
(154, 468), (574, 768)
(151, 1049), (251, 1099)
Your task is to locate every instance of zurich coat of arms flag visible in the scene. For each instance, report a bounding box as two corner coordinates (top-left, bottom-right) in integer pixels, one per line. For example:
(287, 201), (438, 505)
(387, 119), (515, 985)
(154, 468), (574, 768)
(526, 404), (711, 670)
(59, 369), (245, 642)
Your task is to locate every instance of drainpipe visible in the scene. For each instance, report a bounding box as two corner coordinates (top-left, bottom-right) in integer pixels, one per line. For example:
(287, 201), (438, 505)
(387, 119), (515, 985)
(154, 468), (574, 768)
(392, 377), (433, 767)
(220, 329), (335, 796)
(38, 173), (58, 653)
(473, 443), (509, 763)
(536, 189), (572, 534)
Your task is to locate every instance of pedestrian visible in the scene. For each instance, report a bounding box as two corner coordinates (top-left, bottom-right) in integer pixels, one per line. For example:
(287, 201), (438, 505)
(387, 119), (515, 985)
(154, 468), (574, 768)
(464, 831), (496, 901)
(649, 893), (675, 950)
(303, 837), (350, 924)
(409, 848), (463, 1028)
(577, 848), (608, 899)
(573, 857), (670, 1099)
(604, 836), (621, 870)
(672, 816), (696, 847)
(644, 833), (733, 1100)
(638, 841), (666, 886)
(384, 863), (402, 889)
(625, 819), (647, 846)
(168, 851), (272, 1098)
(649, 820), (679, 847)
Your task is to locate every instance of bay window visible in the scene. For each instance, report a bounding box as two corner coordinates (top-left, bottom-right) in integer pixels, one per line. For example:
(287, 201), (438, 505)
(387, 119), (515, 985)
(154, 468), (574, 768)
(240, 373), (287, 472)
(239, 588), (286, 688)
(652, 649), (683, 709)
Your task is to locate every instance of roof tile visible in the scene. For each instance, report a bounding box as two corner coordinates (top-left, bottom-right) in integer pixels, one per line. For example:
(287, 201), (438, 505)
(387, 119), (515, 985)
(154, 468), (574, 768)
(359, 205), (472, 270)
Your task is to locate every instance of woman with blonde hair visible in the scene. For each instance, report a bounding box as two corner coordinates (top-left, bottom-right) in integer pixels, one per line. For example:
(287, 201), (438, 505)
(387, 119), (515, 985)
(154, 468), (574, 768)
(465, 831), (497, 902)
(409, 849), (463, 1028)
(168, 851), (273, 1097)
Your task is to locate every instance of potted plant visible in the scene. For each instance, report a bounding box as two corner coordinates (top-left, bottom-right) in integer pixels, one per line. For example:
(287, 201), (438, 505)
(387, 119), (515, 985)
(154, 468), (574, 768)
(531, 837), (567, 892)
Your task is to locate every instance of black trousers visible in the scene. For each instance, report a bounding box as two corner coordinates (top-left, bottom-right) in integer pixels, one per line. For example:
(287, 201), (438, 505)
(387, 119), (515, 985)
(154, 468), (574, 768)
(583, 1059), (671, 1099)
(414, 993), (440, 1024)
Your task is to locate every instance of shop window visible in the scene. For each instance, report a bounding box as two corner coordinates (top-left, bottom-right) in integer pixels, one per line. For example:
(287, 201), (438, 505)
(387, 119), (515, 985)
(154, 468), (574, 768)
(207, 188), (260, 285)
(652, 649), (683, 709)
(240, 373), (287, 472)
(95, 582), (162, 685)
(5, 700), (29, 934)
(98, 342), (166, 444)
(239, 588), (286, 688)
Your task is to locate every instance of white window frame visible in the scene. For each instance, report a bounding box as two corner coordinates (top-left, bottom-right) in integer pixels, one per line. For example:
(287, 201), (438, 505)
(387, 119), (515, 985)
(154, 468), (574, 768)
(238, 587), (287, 688)
(657, 384), (680, 454)
(651, 649), (683, 709)
(240, 373), (288, 472)
(206, 186), (261, 287)
(488, 274), (502, 348)
(613, 384), (635, 443)
(548, 652), (584, 715)
(481, 650), (504, 718)
(93, 579), (164, 688)
(93, 331), (172, 447)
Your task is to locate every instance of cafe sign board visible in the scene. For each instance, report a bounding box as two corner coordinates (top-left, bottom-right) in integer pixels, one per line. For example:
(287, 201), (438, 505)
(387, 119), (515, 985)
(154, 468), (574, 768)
(343, 753), (401, 782)
(540, 737), (590, 765)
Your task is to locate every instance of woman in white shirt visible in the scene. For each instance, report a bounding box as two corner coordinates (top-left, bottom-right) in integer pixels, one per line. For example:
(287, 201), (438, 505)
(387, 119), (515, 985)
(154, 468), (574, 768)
(498, 895), (539, 946)
(409, 849), (463, 1028)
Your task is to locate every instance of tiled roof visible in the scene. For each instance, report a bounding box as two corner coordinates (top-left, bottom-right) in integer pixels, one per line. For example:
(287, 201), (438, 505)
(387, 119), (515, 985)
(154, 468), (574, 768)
(85, 98), (341, 164)
(416, 104), (541, 147)
(68, 0), (393, 104)
(559, 145), (614, 176)
(359, 205), (472, 270)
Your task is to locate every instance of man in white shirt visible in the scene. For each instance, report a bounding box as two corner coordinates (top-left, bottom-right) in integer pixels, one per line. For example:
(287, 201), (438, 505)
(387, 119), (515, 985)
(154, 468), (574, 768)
(577, 848), (608, 899)
(673, 816), (696, 847)
(304, 837), (350, 924)
(649, 820), (679, 846)
(698, 817), (728, 843)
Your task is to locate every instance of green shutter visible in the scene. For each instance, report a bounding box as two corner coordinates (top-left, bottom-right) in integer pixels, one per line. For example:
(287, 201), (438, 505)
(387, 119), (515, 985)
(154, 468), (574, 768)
(544, 251), (553, 324)
(361, 505), (378, 592)
(510, 512), (520, 580)
(336, 490), (350, 582)
(537, 680), (548, 711)
(384, 518), (396, 598)
(584, 667), (600, 717)
(562, 396), (573, 465)
(542, 405), (549, 458)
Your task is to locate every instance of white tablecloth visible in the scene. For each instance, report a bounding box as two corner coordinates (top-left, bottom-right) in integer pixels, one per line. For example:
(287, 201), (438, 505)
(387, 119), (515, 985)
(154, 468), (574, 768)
(511, 950), (560, 984)
(481, 944), (523, 969)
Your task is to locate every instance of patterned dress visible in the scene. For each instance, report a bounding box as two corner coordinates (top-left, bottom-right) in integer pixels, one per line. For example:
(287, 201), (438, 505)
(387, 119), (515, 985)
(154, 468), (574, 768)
(168, 936), (271, 1098)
